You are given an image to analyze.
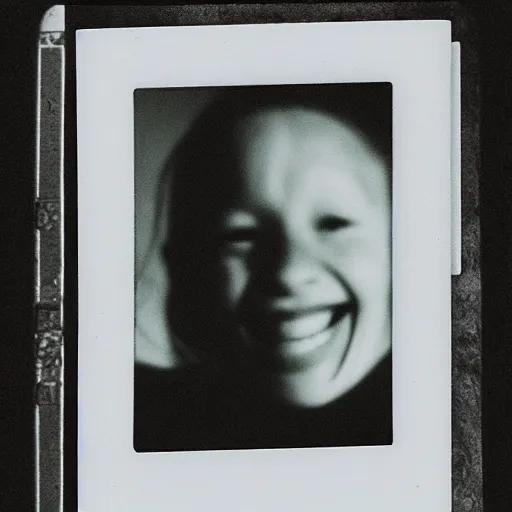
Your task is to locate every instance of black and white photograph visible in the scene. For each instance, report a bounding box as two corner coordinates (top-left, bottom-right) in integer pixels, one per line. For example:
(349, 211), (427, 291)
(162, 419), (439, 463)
(3, 0), (507, 510)
(77, 20), (453, 511)
(133, 84), (393, 452)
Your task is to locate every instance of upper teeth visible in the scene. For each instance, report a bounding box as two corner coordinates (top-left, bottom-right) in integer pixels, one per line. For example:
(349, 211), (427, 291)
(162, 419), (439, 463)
(273, 310), (333, 340)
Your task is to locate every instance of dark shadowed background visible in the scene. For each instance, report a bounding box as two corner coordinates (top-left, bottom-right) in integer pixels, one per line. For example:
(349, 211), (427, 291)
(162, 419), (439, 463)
(134, 88), (218, 367)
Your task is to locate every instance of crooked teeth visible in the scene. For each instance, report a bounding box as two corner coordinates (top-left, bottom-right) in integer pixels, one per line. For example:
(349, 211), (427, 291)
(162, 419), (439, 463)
(275, 310), (332, 340)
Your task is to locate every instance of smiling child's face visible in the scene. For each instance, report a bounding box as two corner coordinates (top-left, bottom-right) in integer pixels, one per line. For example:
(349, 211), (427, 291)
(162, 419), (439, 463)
(178, 106), (391, 407)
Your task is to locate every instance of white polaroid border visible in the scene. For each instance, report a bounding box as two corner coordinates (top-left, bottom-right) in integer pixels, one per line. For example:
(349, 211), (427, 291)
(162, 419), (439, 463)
(77, 21), (452, 512)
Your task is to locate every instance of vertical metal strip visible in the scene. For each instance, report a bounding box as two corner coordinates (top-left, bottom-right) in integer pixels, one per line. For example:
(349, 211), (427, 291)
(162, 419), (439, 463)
(36, 6), (65, 512)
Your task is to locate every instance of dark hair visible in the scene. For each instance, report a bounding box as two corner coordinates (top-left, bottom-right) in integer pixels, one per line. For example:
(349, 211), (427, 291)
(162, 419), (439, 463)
(164, 83), (392, 360)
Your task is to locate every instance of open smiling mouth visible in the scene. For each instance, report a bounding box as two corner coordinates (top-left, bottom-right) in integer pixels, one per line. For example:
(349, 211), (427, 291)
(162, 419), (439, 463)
(242, 303), (354, 360)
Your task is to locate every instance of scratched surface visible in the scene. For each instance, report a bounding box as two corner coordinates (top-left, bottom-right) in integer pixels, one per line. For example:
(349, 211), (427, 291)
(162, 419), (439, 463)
(37, 34), (64, 512)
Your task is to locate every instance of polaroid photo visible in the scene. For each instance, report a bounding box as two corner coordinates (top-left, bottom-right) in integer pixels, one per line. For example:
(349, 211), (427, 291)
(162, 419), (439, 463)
(77, 21), (452, 511)
(133, 82), (393, 453)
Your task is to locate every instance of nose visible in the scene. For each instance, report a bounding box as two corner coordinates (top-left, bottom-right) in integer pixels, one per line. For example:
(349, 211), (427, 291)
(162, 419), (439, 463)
(254, 234), (317, 295)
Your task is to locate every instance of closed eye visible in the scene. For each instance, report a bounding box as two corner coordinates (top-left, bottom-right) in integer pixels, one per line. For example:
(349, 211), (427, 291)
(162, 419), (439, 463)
(317, 215), (352, 232)
(216, 211), (259, 252)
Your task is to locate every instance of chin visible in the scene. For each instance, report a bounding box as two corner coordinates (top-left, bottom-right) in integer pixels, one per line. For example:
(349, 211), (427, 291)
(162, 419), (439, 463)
(265, 369), (349, 408)
(236, 314), (354, 407)
(244, 312), (391, 408)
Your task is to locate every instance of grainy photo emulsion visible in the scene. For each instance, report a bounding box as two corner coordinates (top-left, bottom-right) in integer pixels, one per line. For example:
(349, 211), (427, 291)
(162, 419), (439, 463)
(133, 84), (392, 452)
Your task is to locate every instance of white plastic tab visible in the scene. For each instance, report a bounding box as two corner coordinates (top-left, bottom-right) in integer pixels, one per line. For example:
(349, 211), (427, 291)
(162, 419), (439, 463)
(40, 5), (65, 33)
(451, 42), (462, 276)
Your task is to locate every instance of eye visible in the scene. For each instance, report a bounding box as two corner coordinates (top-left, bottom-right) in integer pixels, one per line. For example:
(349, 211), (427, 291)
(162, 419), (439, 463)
(216, 211), (259, 253)
(317, 215), (352, 233)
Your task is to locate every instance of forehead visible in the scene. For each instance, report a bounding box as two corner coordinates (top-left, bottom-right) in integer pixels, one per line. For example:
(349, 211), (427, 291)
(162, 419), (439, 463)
(224, 107), (388, 211)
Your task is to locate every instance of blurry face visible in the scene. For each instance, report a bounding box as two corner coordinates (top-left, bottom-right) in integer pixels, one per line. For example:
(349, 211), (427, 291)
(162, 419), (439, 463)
(186, 107), (391, 407)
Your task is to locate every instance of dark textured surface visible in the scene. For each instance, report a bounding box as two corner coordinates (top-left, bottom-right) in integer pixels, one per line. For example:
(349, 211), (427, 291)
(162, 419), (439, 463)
(0, 6), (42, 510)
(452, 8), (482, 508)
(66, 3), (483, 510)
(39, 47), (63, 308)
(37, 32), (64, 512)
(39, 47), (63, 198)
(478, 4), (512, 509)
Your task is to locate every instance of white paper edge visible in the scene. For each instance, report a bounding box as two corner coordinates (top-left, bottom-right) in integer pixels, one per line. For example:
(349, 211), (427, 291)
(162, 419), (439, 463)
(76, 21), (452, 512)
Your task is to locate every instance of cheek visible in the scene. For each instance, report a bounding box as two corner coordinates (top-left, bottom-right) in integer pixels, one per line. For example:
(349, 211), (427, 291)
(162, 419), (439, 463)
(216, 256), (250, 309)
(329, 229), (390, 302)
